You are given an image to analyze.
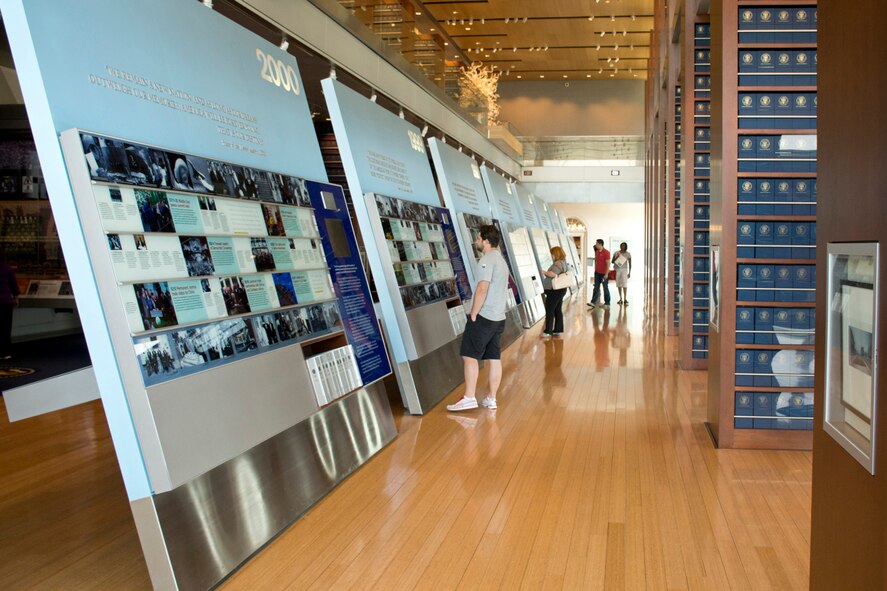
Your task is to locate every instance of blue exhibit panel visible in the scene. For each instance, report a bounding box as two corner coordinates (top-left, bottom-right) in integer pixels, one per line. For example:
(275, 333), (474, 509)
(481, 166), (522, 226)
(514, 184), (542, 228)
(6, 0), (325, 181)
(308, 181), (391, 385)
(321, 78), (438, 203)
(427, 138), (492, 218)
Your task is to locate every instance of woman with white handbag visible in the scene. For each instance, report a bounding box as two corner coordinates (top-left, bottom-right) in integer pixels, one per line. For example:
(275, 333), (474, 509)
(540, 246), (571, 338)
(611, 242), (632, 305)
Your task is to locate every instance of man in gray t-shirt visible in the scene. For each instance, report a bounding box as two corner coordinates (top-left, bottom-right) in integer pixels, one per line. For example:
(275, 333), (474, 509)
(448, 224), (510, 412)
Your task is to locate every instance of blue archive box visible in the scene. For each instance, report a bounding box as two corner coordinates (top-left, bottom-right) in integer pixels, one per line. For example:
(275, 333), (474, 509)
(756, 223), (774, 258)
(757, 265), (775, 301)
(774, 308), (791, 330)
(736, 350), (754, 385)
(735, 393), (754, 429)
(775, 265), (793, 289)
(754, 350), (774, 387)
(737, 307), (755, 330)
(775, 180), (792, 215)
(738, 180), (756, 214)
(757, 180), (775, 215)
(793, 308), (812, 330)
(754, 393), (774, 429)
(774, 222), (792, 246)
(755, 308), (775, 344)
(757, 136), (776, 173)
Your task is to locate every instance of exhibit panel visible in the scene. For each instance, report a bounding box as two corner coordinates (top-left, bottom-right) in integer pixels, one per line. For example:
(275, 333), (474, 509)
(480, 165), (546, 326)
(322, 77), (470, 414)
(3, 1), (395, 589)
(427, 138), (522, 326)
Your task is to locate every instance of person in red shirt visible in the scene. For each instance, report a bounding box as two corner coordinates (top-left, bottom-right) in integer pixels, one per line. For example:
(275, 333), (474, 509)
(587, 238), (611, 309)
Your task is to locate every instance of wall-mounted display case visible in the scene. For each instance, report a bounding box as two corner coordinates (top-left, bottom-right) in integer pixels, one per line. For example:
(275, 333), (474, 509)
(824, 242), (879, 474)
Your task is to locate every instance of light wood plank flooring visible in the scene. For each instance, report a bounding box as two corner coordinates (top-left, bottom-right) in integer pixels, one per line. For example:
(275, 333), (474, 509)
(222, 300), (812, 590)
(0, 298), (811, 590)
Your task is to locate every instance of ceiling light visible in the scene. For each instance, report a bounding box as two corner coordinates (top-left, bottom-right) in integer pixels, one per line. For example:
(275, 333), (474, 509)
(444, 42), (448, 45)
(485, 54), (490, 57)
(600, 31), (606, 37)
(202, 0), (213, 7)
(481, 18), (485, 24)
(279, 37), (289, 51)
(599, 68), (603, 74)
(586, 74), (591, 77)
(469, 18), (473, 25)
(513, 47), (517, 52)
(430, 27), (434, 31)
(517, 75), (522, 78)
(465, 26), (471, 30)
(631, 15), (637, 21)
(544, 46), (549, 51)
(415, 11), (421, 15)
(563, 75), (568, 78)
(505, 17), (510, 23)
(588, 16), (595, 21)
(611, 15), (615, 21)
(370, 90), (377, 102)
(522, 17), (528, 23)
(596, 44), (601, 50)
(615, 57), (620, 62)
(540, 75), (545, 78)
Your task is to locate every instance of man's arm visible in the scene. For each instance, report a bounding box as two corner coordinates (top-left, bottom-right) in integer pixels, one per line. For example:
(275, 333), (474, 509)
(469, 280), (490, 321)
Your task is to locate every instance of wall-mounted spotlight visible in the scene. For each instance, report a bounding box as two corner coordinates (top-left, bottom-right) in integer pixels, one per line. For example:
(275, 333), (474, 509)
(370, 90), (377, 102)
(202, 0), (213, 7)
(279, 37), (289, 51)
(421, 124), (429, 137)
(522, 17), (528, 23)
(329, 65), (337, 80)
(398, 107), (405, 119)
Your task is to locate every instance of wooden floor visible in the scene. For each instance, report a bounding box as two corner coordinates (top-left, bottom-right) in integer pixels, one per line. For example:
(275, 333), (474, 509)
(0, 296), (812, 590)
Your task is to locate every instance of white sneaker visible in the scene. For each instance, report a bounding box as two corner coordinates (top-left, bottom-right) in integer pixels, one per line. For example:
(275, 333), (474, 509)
(447, 396), (478, 412)
(480, 396), (497, 409)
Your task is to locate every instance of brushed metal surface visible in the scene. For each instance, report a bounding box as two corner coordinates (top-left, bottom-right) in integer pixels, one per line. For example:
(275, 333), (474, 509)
(409, 336), (466, 413)
(498, 307), (524, 351)
(406, 300), (461, 359)
(142, 382), (396, 591)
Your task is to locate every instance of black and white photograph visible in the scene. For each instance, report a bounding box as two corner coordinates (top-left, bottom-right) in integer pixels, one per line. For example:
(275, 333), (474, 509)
(221, 276), (251, 316)
(274, 310), (297, 342)
(134, 282), (179, 331)
(250, 237), (276, 272)
(180, 236), (216, 277)
(292, 176), (311, 207)
(107, 233), (122, 251)
(197, 195), (217, 211)
(848, 325), (873, 377)
(262, 203), (285, 236)
(375, 194), (397, 218)
(58, 281), (73, 296)
(166, 152), (194, 191)
(220, 163), (247, 197)
(81, 134), (132, 183)
(135, 335), (181, 379)
(135, 190), (175, 233)
(205, 159), (229, 195)
(251, 313), (280, 347)
(109, 188), (123, 203)
(201, 279), (211, 293)
(272, 272), (298, 307)
(133, 234), (147, 250)
(228, 318), (259, 354)
(182, 154), (216, 193)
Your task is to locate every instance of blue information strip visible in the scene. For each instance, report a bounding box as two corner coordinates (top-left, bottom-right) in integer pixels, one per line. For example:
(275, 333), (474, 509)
(437, 207), (473, 302)
(308, 181), (392, 384)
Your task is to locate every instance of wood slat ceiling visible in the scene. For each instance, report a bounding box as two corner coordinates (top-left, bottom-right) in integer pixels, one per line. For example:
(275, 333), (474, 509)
(424, 0), (654, 80)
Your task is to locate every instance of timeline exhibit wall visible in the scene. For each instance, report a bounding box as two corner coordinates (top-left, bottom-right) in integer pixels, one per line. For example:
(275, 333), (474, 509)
(2, 0), (394, 589)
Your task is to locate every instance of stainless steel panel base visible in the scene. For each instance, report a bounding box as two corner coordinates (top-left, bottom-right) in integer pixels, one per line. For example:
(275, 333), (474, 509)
(406, 335), (465, 414)
(131, 382), (396, 591)
(516, 295), (545, 328)
(498, 307), (524, 351)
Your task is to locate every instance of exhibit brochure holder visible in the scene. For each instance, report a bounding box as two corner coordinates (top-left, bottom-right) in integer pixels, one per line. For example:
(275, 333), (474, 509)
(824, 242), (879, 474)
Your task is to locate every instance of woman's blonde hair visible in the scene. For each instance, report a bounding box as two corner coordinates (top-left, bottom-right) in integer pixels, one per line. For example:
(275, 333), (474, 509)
(550, 246), (567, 261)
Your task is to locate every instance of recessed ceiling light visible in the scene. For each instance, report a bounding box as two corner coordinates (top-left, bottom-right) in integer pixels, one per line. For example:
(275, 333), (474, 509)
(465, 26), (471, 30)
(415, 11), (421, 15)
(586, 74), (591, 77)
(540, 75), (545, 78)
(517, 75), (522, 78)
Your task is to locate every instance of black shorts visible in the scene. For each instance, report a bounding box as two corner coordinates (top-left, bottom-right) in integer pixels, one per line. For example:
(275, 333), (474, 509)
(460, 314), (506, 360)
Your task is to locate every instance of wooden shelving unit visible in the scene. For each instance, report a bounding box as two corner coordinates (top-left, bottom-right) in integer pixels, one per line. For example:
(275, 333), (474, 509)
(707, 0), (817, 449)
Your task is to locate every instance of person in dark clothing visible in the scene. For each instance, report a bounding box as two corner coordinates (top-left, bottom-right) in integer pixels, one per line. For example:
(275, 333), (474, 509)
(0, 257), (20, 360)
(540, 246), (569, 338)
